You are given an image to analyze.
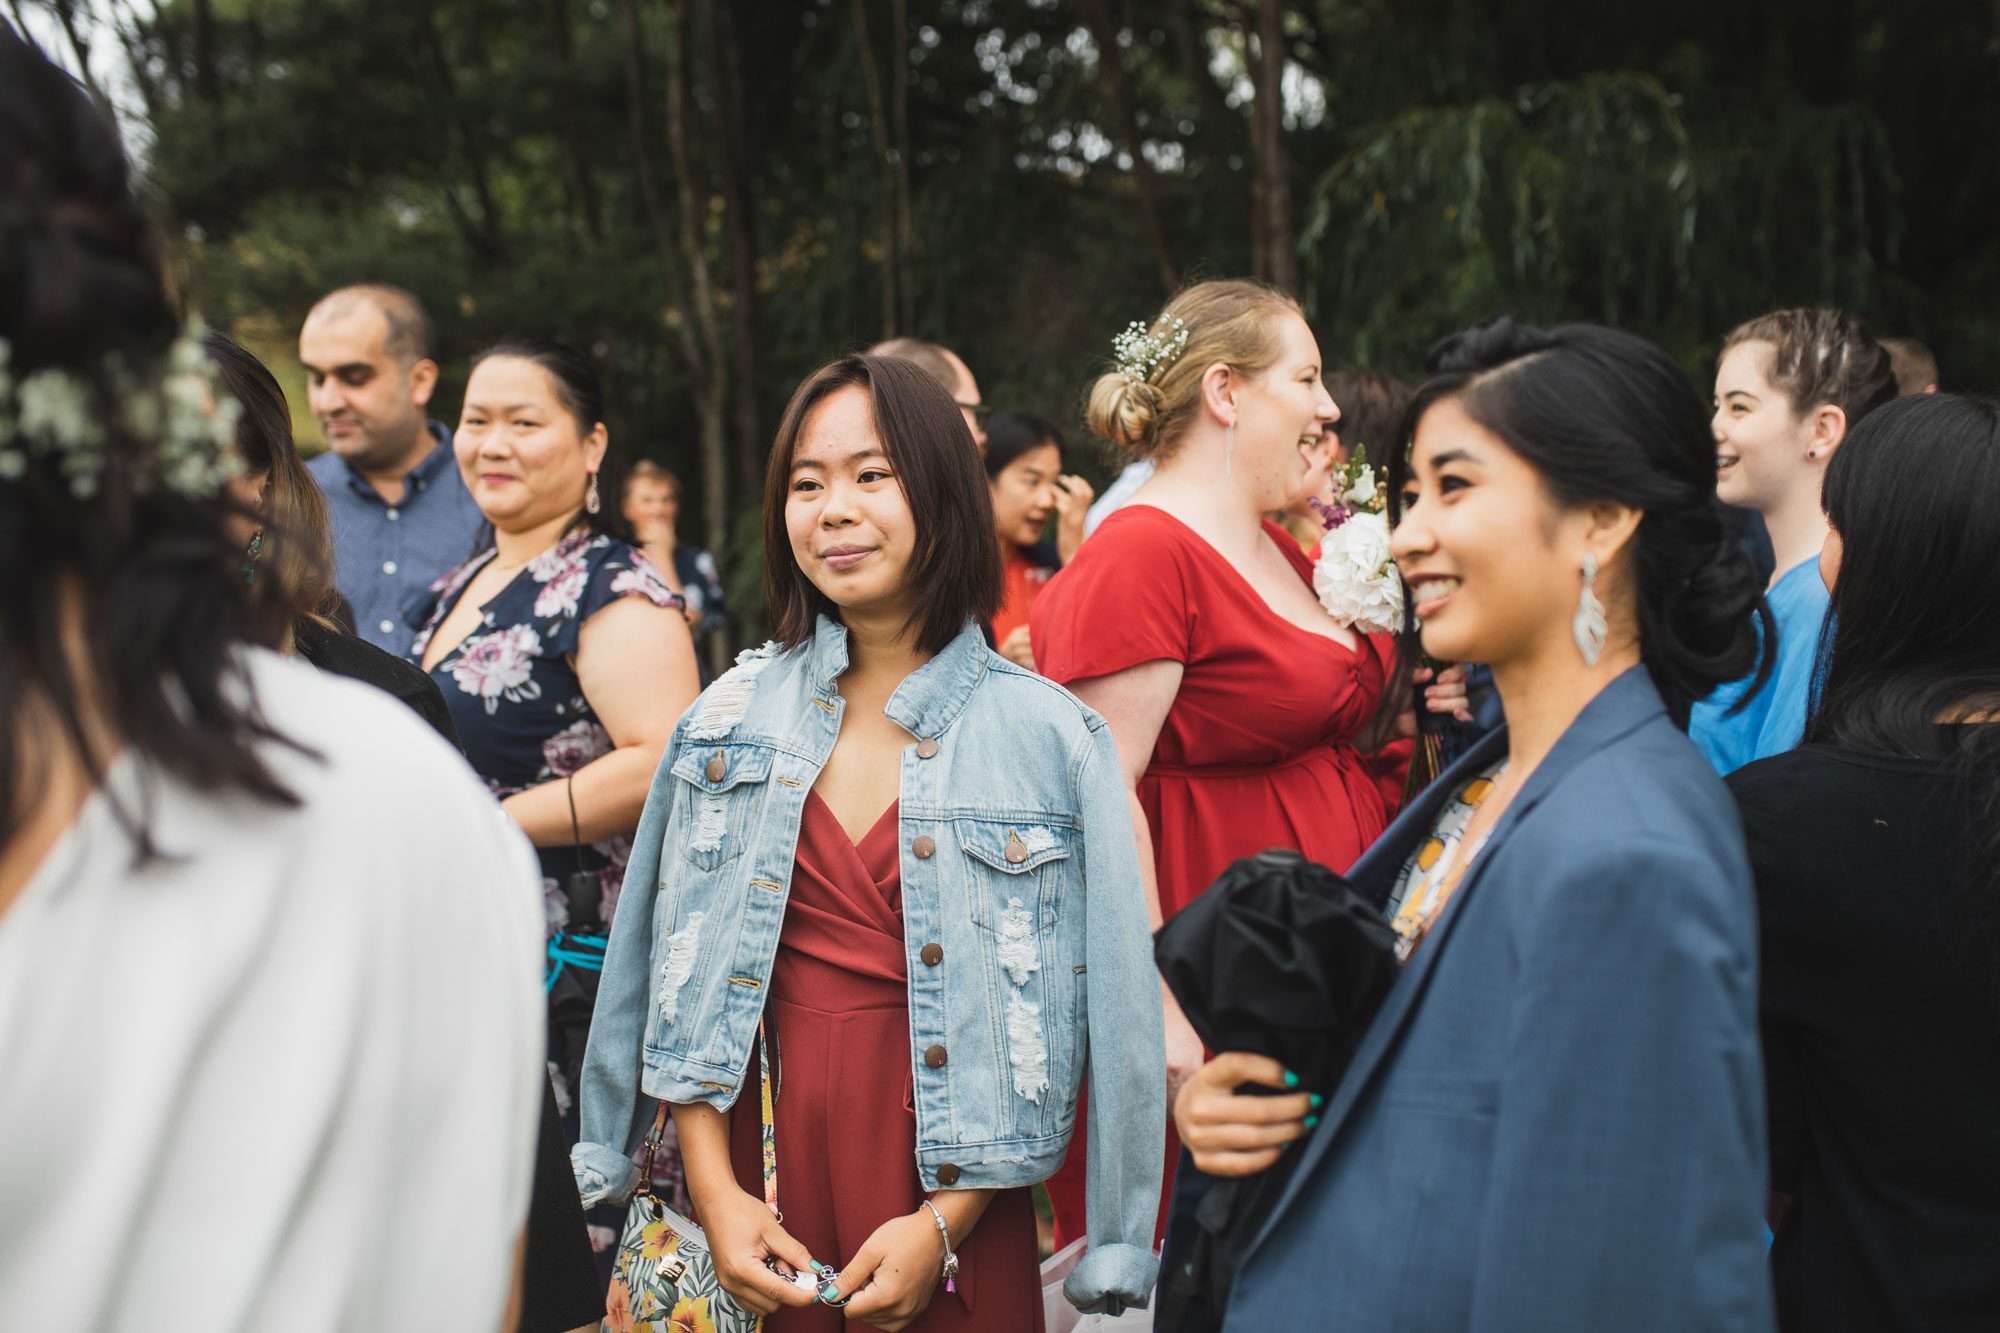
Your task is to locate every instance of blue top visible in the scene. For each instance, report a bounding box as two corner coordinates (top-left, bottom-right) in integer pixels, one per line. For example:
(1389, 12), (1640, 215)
(572, 616), (1166, 1315)
(408, 530), (680, 934)
(1689, 556), (1830, 774)
(1221, 667), (1774, 1333)
(307, 423), (490, 653)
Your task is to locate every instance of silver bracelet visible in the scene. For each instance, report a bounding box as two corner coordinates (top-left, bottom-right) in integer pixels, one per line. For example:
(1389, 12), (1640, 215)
(921, 1198), (960, 1294)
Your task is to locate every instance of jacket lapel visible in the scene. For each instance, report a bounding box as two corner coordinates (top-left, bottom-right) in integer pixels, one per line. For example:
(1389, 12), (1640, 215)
(1242, 667), (1668, 1261)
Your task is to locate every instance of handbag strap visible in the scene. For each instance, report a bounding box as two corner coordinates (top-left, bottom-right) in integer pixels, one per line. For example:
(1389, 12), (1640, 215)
(635, 1018), (779, 1217)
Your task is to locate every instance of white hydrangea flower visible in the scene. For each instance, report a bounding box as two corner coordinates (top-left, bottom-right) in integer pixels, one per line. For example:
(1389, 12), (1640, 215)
(1313, 508), (1404, 636)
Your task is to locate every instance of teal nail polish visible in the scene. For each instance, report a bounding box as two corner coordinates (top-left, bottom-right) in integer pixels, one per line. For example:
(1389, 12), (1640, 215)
(1306, 1114), (1320, 1129)
(1283, 1070), (1299, 1088)
(1310, 1093), (1325, 1110)
(1279, 1141), (1292, 1152)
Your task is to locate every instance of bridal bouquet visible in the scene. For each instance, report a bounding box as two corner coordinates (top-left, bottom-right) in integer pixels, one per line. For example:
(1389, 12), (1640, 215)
(1310, 445), (1403, 635)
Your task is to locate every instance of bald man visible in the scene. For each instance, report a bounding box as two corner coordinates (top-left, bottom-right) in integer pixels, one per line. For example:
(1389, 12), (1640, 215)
(870, 336), (986, 447)
(301, 284), (487, 653)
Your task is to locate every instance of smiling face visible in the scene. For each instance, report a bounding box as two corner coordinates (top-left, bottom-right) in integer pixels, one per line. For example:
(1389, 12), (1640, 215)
(454, 355), (608, 534)
(1392, 396), (1611, 670)
(1229, 313), (1341, 510)
(989, 442), (1061, 549)
(1712, 340), (1816, 512)
(785, 384), (919, 625)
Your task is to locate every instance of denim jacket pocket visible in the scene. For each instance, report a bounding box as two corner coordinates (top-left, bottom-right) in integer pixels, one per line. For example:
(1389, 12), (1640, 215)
(960, 821), (1071, 936)
(954, 819), (1078, 1111)
(670, 743), (772, 871)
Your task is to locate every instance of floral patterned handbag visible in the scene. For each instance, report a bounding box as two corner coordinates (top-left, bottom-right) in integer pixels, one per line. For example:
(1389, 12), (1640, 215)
(603, 1024), (780, 1333)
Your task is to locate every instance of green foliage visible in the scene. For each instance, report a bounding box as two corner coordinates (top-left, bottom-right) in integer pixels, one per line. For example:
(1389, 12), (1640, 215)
(57, 0), (2000, 646)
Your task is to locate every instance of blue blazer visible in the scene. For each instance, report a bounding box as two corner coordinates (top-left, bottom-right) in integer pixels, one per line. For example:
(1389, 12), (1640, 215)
(1224, 667), (1776, 1333)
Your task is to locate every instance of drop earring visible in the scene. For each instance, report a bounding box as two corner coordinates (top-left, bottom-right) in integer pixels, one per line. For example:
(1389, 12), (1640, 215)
(243, 529), (263, 587)
(1225, 421), (1235, 477)
(585, 472), (601, 515)
(1573, 551), (1607, 666)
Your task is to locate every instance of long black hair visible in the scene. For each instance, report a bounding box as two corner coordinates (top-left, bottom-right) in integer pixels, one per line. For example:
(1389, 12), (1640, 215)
(0, 28), (297, 858)
(1385, 317), (1773, 727)
(1810, 392), (2000, 942)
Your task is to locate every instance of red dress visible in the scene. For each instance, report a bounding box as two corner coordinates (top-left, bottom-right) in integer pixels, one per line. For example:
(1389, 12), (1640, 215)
(1028, 505), (1396, 1247)
(724, 792), (1043, 1332)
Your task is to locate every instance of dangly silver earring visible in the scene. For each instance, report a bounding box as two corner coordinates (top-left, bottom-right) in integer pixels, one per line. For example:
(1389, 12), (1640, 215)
(1573, 551), (1607, 666)
(585, 472), (602, 515)
(1225, 421), (1235, 477)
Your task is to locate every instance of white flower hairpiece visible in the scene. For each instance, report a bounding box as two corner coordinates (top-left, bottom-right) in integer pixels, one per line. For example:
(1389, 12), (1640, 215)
(0, 319), (242, 501)
(1112, 315), (1190, 385)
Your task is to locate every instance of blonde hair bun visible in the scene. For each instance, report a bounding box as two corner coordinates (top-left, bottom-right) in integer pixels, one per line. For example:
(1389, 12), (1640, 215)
(1087, 372), (1164, 454)
(1086, 279), (1302, 461)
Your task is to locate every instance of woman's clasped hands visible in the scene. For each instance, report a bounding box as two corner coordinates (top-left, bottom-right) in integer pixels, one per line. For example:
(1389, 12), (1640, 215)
(704, 1181), (954, 1330)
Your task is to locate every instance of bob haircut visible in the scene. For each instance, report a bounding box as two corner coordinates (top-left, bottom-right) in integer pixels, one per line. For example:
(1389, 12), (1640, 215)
(763, 354), (1003, 655)
(1385, 317), (1773, 728)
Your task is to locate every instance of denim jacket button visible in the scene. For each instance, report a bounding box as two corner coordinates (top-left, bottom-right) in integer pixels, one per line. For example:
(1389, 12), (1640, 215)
(924, 1044), (948, 1068)
(920, 942), (943, 967)
(936, 1163), (962, 1186)
(912, 835), (936, 859)
(916, 737), (939, 759)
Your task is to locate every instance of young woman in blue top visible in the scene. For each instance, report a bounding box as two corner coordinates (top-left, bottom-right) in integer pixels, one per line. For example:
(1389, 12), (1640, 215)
(1691, 309), (1895, 772)
(1172, 319), (1778, 1332)
(575, 355), (1164, 1330)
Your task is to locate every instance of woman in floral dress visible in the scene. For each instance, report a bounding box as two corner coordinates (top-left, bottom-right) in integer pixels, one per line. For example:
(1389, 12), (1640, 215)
(411, 339), (700, 1249)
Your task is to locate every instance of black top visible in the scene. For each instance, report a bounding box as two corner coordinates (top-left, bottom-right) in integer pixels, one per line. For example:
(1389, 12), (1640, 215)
(1729, 743), (2000, 1333)
(293, 617), (461, 749)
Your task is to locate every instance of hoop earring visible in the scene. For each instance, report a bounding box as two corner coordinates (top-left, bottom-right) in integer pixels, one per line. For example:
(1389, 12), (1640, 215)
(585, 473), (601, 515)
(1573, 551), (1607, 666)
(1225, 422), (1234, 477)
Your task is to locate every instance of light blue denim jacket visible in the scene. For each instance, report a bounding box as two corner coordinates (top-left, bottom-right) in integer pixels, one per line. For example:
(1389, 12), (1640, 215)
(573, 616), (1164, 1312)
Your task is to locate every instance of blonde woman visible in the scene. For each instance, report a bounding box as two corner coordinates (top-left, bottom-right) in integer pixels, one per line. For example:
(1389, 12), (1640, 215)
(1029, 280), (1417, 1248)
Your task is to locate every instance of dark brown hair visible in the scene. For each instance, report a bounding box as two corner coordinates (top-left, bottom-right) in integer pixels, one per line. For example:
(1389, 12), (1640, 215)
(203, 330), (341, 642)
(1720, 308), (1896, 427)
(763, 355), (1002, 654)
(1325, 369), (1413, 465)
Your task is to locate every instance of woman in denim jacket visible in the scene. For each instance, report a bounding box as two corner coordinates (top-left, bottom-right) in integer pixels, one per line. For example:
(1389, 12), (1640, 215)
(575, 354), (1165, 1329)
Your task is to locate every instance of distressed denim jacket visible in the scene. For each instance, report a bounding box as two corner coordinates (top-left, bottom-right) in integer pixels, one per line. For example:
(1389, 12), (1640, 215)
(573, 616), (1165, 1312)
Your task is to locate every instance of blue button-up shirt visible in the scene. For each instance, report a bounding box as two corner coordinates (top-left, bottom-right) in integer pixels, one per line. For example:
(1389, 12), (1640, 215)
(306, 423), (489, 654)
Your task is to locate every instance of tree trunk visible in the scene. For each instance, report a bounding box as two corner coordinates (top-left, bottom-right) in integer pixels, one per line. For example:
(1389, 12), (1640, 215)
(540, 0), (603, 242)
(889, 0), (915, 333)
(1248, 0), (1297, 292)
(696, 0), (765, 504)
(188, 0), (219, 103)
(662, 0), (732, 578)
(421, 16), (506, 265)
(1166, 0), (1252, 226)
(1080, 0), (1177, 293)
(850, 0), (901, 338)
(616, 0), (710, 401)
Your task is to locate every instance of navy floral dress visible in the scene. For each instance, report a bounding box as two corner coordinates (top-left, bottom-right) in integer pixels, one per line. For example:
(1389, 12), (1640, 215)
(410, 530), (681, 1140)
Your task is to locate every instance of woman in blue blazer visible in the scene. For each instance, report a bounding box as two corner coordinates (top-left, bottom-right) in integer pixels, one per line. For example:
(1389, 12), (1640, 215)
(1173, 318), (1780, 1332)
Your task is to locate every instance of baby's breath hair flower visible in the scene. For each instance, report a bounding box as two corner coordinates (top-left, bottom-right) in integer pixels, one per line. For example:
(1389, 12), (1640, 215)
(1112, 315), (1191, 385)
(0, 317), (242, 501)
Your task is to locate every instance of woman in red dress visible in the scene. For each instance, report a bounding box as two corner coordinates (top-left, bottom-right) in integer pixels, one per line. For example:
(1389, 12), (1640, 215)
(724, 790), (1041, 1331)
(1031, 280), (1431, 1247)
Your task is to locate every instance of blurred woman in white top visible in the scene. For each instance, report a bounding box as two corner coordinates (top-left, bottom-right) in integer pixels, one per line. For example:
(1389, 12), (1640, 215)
(0, 30), (545, 1333)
